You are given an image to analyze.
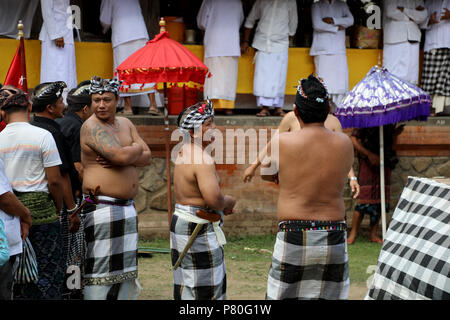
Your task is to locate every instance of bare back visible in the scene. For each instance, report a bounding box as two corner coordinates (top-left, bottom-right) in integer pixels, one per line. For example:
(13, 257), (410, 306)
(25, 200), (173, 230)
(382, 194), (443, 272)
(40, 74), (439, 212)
(277, 127), (354, 221)
(174, 143), (221, 208)
(81, 116), (139, 199)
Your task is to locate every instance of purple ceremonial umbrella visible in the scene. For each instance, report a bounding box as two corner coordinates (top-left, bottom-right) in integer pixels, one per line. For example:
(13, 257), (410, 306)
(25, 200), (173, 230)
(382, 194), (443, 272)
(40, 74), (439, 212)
(335, 66), (431, 239)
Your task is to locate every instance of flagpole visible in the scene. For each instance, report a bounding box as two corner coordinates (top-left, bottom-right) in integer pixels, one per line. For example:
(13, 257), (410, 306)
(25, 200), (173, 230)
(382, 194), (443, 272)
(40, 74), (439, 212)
(18, 20), (28, 93)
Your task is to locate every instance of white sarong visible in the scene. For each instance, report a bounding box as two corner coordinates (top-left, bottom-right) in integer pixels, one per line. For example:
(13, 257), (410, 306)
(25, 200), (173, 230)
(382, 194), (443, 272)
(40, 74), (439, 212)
(204, 56), (239, 102)
(253, 49), (289, 108)
(40, 41), (77, 90)
(383, 41), (420, 85)
(314, 54), (349, 96)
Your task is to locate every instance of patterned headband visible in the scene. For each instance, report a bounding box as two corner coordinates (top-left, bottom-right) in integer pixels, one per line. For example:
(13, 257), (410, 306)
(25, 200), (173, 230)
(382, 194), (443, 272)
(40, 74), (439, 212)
(67, 80), (91, 106)
(32, 81), (67, 105)
(177, 99), (215, 130)
(89, 76), (122, 95)
(0, 85), (28, 110)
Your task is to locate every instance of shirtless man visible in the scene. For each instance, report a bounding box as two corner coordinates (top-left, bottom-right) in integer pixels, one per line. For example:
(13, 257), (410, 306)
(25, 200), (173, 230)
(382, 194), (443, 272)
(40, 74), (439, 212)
(243, 109), (360, 199)
(171, 100), (236, 300)
(263, 75), (353, 300)
(80, 76), (151, 300)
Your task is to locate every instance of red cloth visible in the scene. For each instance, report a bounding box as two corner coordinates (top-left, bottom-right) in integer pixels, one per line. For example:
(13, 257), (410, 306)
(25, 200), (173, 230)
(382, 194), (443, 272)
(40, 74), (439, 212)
(1, 38), (28, 132)
(116, 31), (210, 86)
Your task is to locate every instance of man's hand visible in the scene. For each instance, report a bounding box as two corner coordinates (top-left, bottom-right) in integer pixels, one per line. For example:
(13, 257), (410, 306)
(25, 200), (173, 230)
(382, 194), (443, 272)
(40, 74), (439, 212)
(338, 25), (345, 30)
(429, 12), (439, 25)
(243, 164), (257, 183)
(96, 155), (113, 168)
(240, 41), (249, 55)
(223, 195), (236, 216)
(68, 212), (81, 233)
(350, 179), (360, 199)
(55, 37), (64, 48)
(19, 209), (32, 240)
(322, 17), (334, 24)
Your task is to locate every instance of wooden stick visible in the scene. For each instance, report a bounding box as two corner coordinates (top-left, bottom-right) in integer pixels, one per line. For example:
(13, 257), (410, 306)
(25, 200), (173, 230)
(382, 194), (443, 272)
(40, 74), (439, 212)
(172, 210), (221, 270)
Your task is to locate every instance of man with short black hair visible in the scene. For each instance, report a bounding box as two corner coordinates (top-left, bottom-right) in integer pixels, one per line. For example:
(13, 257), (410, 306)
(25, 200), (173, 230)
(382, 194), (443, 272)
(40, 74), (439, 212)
(263, 75), (353, 300)
(31, 82), (81, 233)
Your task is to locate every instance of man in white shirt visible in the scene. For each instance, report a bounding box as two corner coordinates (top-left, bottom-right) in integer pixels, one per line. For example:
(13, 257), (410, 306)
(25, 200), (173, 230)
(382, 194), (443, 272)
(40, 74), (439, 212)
(420, 0), (450, 115)
(241, 0), (298, 117)
(382, 0), (428, 85)
(39, 0), (77, 92)
(100, 0), (160, 115)
(0, 85), (65, 299)
(310, 0), (354, 109)
(197, 0), (244, 115)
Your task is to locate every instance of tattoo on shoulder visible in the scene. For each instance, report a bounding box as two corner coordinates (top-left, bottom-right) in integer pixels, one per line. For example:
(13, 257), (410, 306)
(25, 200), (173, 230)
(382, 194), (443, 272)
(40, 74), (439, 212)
(82, 121), (121, 159)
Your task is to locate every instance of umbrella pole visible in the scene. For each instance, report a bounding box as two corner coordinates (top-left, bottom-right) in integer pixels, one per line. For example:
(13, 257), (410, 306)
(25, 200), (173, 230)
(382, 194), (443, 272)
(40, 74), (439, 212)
(379, 126), (387, 240)
(164, 82), (172, 230)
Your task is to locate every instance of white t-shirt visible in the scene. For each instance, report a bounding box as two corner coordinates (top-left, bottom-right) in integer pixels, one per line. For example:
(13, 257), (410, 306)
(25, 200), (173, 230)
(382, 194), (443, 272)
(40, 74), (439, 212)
(0, 158), (21, 255)
(0, 122), (62, 193)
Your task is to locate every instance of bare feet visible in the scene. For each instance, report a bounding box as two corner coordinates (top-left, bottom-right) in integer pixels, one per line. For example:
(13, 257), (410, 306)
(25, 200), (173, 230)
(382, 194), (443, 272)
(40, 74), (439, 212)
(347, 237), (356, 245)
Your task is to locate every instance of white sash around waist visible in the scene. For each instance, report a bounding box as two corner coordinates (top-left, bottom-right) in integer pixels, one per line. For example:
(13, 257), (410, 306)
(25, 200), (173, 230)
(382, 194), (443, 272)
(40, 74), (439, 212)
(174, 207), (227, 246)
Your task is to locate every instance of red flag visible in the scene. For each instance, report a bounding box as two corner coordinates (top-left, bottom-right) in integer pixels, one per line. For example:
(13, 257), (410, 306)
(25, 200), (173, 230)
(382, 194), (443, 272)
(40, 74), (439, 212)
(2, 36), (28, 131)
(4, 38), (28, 92)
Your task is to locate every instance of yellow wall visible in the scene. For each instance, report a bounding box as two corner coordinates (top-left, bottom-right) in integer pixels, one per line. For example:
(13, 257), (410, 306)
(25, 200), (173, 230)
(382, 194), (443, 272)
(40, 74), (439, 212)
(0, 38), (380, 93)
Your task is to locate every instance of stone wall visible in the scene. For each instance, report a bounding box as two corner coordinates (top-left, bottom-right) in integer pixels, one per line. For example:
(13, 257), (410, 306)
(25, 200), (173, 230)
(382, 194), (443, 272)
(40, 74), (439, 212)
(132, 116), (450, 240)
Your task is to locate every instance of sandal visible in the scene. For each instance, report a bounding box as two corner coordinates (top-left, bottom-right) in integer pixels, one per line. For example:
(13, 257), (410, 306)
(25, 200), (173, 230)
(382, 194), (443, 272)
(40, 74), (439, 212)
(256, 108), (271, 117)
(273, 109), (286, 117)
(148, 107), (162, 116)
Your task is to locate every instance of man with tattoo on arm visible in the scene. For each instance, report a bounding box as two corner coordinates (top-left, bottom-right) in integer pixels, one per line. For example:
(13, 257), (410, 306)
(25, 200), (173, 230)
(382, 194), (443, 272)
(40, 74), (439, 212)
(80, 76), (152, 300)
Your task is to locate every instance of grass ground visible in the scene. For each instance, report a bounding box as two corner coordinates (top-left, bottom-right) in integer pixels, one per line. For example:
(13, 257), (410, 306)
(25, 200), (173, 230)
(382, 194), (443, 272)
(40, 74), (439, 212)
(137, 234), (382, 300)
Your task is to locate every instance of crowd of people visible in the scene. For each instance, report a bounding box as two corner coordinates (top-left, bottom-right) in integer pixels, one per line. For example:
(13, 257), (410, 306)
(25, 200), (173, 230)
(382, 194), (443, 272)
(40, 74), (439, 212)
(29, 0), (449, 117)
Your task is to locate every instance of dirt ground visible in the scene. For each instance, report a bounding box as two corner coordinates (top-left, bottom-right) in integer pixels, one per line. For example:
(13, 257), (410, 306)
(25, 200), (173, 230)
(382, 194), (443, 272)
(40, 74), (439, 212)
(137, 253), (369, 300)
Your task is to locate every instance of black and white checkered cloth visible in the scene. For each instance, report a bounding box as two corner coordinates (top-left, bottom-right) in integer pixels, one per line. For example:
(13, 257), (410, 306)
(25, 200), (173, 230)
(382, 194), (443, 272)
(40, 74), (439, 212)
(420, 48), (450, 97)
(266, 221), (349, 300)
(83, 196), (138, 287)
(170, 204), (226, 300)
(366, 177), (450, 300)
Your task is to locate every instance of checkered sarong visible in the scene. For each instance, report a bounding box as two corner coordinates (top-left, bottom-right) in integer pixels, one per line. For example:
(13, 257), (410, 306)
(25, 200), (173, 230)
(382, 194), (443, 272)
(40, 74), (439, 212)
(170, 204), (226, 300)
(420, 48), (450, 97)
(366, 177), (450, 300)
(83, 196), (138, 286)
(266, 221), (349, 300)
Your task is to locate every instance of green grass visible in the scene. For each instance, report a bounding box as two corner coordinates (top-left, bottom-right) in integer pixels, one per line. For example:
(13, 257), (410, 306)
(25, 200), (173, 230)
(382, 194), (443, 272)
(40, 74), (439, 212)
(139, 233), (382, 285)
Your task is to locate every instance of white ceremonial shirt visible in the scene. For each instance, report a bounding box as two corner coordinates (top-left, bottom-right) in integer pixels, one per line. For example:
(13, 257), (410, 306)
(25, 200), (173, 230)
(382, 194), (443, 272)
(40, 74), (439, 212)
(39, 0), (74, 44)
(383, 0), (428, 44)
(310, 0), (354, 56)
(421, 0), (450, 51)
(244, 0), (298, 53)
(197, 0), (244, 58)
(100, 0), (149, 48)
